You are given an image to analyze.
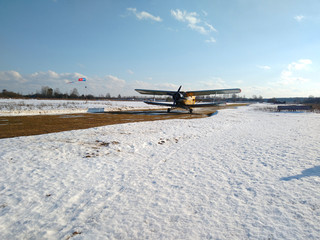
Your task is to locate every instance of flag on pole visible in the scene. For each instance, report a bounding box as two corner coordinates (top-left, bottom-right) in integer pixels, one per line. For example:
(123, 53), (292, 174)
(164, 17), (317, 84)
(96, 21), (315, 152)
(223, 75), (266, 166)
(78, 78), (86, 81)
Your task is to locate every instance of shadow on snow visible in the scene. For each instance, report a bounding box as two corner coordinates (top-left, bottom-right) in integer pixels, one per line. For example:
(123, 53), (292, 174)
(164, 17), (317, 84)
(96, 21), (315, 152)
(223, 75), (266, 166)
(280, 165), (320, 181)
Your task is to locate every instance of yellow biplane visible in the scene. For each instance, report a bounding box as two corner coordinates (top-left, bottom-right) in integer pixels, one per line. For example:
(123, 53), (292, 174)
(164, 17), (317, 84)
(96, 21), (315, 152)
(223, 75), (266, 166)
(135, 86), (241, 113)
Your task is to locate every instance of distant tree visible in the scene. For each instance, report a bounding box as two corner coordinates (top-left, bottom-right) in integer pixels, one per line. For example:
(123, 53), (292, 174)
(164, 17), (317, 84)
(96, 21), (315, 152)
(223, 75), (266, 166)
(304, 96), (320, 104)
(269, 98), (276, 104)
(106, 93), (111, 99)
(0, 89), (23, 98)
(117, 94), (121, 99)
(86, 94), (94, 99)
(63, 92), (69, 99)
(70, 88), (79, 98)
(47, 88), (53, 98)
(41, 86), (50, 97)
(39, 86), (54, 98)
(232, 93), (238, 101)
(54, 88), (62, 98)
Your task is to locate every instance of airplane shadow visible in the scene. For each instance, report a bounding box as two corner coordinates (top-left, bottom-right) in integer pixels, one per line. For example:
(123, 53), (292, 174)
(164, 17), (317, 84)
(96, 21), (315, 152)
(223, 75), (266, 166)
(104, 110), (212, 116)
(280, 165), (320, 181)
(106, 110), (193, 115)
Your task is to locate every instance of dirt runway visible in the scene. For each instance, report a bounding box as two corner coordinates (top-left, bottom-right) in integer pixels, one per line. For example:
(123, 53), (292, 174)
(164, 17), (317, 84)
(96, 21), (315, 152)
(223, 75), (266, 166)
(0, 108), (218, 139)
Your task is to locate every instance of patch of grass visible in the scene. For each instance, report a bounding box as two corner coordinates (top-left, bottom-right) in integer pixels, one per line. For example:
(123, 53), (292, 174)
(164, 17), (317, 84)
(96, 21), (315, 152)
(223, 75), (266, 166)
(253, 106), (278, 112)
(307, 103), (320, 112)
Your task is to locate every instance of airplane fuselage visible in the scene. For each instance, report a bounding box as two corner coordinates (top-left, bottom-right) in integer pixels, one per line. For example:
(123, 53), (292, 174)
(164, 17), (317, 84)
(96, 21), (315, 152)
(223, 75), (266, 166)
(181, 96), (196, 105)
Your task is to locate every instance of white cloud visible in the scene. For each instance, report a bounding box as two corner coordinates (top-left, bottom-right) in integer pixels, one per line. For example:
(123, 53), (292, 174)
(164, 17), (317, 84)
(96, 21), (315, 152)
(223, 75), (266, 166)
(0, 70), (87, 94)
(199, 77), (228, 89)
(294, 15), (305, 22)
(280, 59), (312, 85)
(29, 71), (84, 84)
(202, 10), (208, 17)
(84, 74), (128, 96)
(234, 80), (244, 85)
(258, 65), (271, 70)
(127, 8), (162, 22)
(0, 70), (26, 83)
(204, 22), (217, 32)
(0, 70), (140, 96)
(127, 69), (134, 75)
(171, 9), (216, 35)
(105, 75), (126, 87)
(171, 9), (198, 24)
(155, 83), (179, 90)
(205, 37), (216, 43)
(288, 59), (312, 71)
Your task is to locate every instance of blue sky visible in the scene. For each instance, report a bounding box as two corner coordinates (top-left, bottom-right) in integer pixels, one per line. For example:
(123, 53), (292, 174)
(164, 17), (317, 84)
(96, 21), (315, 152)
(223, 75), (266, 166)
(1, 0), (319, 97)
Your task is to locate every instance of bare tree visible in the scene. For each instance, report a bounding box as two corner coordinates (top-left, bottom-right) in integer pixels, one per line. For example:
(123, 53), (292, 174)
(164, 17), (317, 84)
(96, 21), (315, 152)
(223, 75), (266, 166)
(70, 88), (79, 98)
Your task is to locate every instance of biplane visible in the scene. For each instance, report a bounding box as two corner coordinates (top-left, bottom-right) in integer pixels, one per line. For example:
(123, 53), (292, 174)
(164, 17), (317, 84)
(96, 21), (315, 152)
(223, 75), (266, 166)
(135, 86), (241, 113)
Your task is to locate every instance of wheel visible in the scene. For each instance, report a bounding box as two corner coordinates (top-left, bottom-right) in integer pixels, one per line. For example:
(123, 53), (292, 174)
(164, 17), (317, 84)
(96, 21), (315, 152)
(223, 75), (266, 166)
(189, 109), (193, 114)
(167, 108), (171, 113)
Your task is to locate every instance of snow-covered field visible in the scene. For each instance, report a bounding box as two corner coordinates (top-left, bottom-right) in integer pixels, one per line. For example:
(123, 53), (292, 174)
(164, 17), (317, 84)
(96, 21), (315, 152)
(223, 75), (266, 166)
(0, 102), (319, 239)
(0, 99), (158, 116)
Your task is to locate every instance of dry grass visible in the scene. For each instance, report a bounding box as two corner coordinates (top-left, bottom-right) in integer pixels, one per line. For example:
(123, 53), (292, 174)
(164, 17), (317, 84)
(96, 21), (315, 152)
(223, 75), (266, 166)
(307, 103), (320, 112)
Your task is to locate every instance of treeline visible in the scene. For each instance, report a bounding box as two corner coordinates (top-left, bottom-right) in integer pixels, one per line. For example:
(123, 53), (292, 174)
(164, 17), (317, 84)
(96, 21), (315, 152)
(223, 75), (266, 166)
(0, 89), (23, 98)
(30, 86), (95, 99)
(0, 87), (117, 100)
(266, 96), (320, 104)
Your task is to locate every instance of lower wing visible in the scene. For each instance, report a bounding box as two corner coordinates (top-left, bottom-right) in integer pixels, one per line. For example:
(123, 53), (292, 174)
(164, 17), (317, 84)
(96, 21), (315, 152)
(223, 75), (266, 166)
(144, 101), (222, 108)
(185, 103), (220, 108)
(143, 101), (175, 107)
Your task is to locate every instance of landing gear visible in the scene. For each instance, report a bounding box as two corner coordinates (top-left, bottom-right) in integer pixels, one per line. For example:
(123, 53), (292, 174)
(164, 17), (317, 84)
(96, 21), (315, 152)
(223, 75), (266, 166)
(167, 107), (192, 113)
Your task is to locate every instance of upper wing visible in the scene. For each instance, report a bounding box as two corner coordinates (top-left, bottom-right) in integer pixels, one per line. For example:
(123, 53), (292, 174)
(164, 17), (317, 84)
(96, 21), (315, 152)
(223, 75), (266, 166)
(143, 101), (175, 107)
(135, 89), (176, 96)
(186, 88), (241, 96)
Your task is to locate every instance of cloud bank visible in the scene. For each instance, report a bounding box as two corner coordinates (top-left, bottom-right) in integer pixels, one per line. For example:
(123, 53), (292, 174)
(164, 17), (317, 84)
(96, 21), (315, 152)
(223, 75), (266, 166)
(0, 70), (178, 97)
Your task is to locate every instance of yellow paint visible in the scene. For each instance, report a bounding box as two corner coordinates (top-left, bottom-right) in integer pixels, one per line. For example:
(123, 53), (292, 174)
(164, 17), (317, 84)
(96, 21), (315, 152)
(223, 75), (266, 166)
(183, 96), (196, 105)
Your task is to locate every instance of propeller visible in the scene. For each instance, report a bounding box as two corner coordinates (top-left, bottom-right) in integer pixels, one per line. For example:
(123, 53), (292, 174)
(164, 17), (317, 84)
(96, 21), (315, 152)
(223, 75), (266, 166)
(172, 85), (185, 105)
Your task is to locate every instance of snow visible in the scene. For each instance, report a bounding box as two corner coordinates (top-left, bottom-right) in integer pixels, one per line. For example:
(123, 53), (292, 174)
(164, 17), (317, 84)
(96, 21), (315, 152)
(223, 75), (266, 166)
(0, 102), (320, 239)
(0, 99), (159, 116)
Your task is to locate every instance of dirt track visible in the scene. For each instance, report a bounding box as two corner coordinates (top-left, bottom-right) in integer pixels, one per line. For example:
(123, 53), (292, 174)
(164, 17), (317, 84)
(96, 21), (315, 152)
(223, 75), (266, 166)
(0, 108), (217, 139)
